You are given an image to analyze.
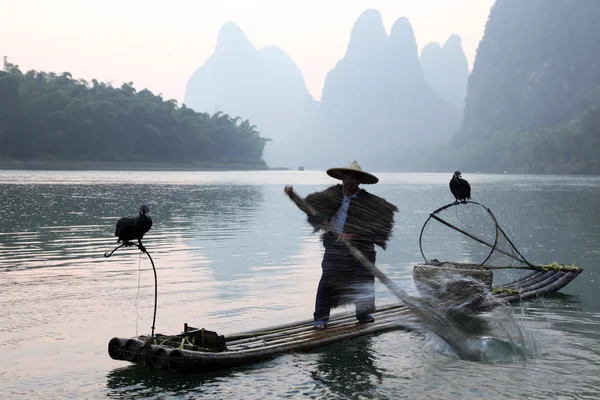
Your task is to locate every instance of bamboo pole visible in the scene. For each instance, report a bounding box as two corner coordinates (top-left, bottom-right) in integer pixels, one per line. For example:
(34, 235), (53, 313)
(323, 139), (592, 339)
(496, 270), (541, 289)
(227, 308), (413, 351)
(227, 303), (404, 340)
(494, 272), (557, 297)
(167, 318), (411, 373)
(122, 338), (144, 361)
(495, 271), (565, 298)
(501, 271), (580, 302)
(153, 346), (173, 370)
(226, 306), (409, 346)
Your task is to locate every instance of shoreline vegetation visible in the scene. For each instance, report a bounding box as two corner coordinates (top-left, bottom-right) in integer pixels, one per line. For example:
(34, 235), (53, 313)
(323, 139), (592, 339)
(0, 63), (271, 168)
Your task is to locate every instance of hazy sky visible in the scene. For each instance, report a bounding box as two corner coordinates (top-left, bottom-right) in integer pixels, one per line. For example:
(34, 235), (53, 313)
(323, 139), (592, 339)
(2, 0), (494, 103)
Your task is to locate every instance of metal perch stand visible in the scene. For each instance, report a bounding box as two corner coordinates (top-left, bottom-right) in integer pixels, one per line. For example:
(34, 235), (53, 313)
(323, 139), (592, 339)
(104, 242), (158, 343)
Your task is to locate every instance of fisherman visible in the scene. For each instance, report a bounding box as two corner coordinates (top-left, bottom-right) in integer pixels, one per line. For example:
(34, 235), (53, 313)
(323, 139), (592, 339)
(284, 161), (398, 330)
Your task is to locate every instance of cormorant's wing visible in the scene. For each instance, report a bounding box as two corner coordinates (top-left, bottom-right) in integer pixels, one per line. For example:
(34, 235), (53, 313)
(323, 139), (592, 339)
(449, 177), (461, 198)
(115, 216), (135, 237)
(463, 179), (471, 198)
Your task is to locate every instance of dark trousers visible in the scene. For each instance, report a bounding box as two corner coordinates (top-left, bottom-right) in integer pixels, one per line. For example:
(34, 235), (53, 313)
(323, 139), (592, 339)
(313, 236), (376, 322)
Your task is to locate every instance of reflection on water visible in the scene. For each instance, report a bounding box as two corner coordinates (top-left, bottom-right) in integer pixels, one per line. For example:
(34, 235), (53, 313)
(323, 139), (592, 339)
(311, 338), (384, 398)
(1, 170), (600, 399)
(105, 363), (240, 399)
(0, 184), (265, 275)
(103, 338), (386, 399)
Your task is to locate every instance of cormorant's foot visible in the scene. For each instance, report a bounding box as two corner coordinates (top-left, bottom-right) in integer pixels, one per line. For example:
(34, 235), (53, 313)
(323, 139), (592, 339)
(137, 240), (147, 253)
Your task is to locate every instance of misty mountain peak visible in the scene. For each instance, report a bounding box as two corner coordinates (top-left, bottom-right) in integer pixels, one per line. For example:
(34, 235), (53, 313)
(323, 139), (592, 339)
(420, 33), (469, 108)
(346, 9), (387, 58)
(184, 23), (315, 168)
(217, 21), (250, 47)
(444, 34), (463, 49)
(389, 16), (417, 46)
(351, 9), (385, 36)
(387, 17), (423, 81)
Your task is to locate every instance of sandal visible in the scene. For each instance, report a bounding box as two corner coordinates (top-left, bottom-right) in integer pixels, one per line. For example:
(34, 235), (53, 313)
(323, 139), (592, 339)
(313, 320), (328, 330)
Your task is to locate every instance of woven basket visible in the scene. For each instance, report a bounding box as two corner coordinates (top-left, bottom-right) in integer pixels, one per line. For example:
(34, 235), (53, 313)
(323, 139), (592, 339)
(413, 263), (493, 288)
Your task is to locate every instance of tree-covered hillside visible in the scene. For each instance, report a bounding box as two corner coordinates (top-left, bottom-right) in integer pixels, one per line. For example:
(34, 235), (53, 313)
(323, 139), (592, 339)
(453, 0), (600, 174)
(0, 63), (270, 166)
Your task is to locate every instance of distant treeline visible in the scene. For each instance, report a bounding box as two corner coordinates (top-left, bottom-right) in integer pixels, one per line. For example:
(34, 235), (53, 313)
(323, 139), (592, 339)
(0, 63), (270, 165)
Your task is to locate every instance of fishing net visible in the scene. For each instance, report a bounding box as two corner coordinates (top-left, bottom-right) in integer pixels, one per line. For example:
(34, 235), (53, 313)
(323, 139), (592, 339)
(419, 201), (533, 269)
(414, 202), (530, 362)
(413, 201), (545, 363)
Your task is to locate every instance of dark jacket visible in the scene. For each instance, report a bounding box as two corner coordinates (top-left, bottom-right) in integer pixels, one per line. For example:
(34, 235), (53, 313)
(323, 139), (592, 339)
(304, 184), (398, 250)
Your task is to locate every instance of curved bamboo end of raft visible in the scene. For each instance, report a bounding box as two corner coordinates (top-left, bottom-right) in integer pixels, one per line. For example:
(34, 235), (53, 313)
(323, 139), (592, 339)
(152, 346), (172, 370)
(108, 337), (128, 360)
(122, 338), (144, 361)
(167, 349), (186, 373)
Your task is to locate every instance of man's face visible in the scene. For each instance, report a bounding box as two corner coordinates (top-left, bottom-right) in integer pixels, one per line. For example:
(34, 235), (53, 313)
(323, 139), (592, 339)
(342, 172), (361, 193)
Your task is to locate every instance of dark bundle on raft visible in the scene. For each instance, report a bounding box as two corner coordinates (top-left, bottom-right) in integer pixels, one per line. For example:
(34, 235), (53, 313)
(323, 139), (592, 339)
(108, 261), (582, 374)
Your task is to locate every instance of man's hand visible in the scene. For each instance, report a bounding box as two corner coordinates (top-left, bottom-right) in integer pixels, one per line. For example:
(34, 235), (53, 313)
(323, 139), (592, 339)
(336, 233), (355, 243)
(284, 185), (294, 196)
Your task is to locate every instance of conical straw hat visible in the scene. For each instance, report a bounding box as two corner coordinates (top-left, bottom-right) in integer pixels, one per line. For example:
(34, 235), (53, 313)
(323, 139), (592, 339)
(326, 160), (379, 184)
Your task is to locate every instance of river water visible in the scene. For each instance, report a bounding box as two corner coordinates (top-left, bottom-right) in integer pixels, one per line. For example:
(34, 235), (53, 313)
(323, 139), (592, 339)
(0, 170), (599, 399)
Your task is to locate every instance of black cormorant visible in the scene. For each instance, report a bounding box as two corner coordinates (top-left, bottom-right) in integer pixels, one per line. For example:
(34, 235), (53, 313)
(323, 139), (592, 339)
(449, 171), (471, 203)
(115, 204), (153, 249)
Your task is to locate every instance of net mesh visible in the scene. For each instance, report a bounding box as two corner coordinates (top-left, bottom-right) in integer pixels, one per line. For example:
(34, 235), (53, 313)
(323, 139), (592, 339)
(419, 201), (531, 268)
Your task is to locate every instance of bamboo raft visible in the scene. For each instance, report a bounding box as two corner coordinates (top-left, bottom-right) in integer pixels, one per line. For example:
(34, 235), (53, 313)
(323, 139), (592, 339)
(108, 261), (583, 374)
(108, 304), (415, 374)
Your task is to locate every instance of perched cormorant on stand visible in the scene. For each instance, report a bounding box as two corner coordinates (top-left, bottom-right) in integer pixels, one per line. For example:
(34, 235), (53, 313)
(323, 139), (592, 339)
(449, 171), (471, 203)
(115, 204), (153, 251)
